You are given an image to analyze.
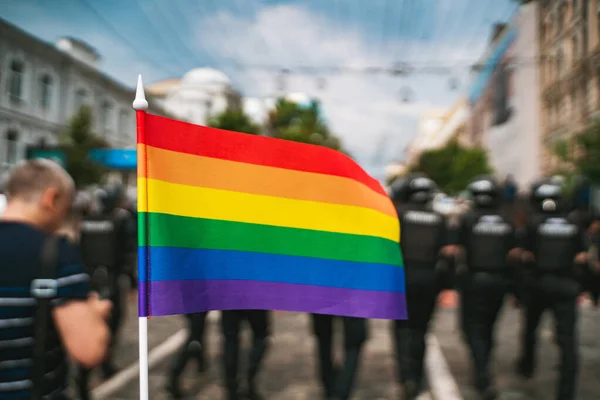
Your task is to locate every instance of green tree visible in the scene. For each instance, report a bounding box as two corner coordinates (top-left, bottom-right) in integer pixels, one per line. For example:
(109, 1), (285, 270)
(61, 106), (109, 187)
(267, 98), (347, 153)
(412, 140), (493, 194)
(207, 109), (260, 135)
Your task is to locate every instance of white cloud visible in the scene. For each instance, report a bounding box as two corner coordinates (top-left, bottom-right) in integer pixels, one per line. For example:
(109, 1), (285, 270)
(195, 3), (486, 170)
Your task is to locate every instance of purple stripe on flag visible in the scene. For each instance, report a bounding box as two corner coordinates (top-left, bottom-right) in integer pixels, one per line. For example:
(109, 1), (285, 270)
(138, 279), (407, 320)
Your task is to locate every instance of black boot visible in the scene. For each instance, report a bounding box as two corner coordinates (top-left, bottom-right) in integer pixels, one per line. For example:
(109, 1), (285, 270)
(101, 362), (118, 379)
(402, 380), (419, 400)
(245, 386), (265, 400)
(195, 352), (206, 374)
(165, 377), (185, 399)
(515, 358), (533, 379)
(479, 386), (498, 400)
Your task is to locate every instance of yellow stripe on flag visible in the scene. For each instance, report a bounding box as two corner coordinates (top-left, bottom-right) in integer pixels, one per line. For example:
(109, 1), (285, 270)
(138, 178), (399, 242)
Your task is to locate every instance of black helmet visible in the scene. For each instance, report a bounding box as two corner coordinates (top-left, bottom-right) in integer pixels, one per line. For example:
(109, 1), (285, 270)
(405, 173), (436, 204)
(389, 176), (409, 204)
(101, 183), (126, 213)
(531, 179), (563, 214)
(467, 175), (499, 208)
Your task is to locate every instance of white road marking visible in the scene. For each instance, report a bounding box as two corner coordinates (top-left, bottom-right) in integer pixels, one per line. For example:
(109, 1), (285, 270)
(425, 334), (463, 400)
(416, 391), (434, 400)
(92, 329), (187, 400)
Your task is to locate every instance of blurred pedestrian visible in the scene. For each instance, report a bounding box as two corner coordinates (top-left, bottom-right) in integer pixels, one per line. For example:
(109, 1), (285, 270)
(503, 174), (518, 204)
(79, 183), (133, 382)
(166, 312), (209, 398)
(517, 180), (587, 400)
(456, 176), (521, 400)
(311, 314), (368, 400)
(390, 173), (456, 400)
(221, 310), (271, 400)
(0, 159), (111, 400)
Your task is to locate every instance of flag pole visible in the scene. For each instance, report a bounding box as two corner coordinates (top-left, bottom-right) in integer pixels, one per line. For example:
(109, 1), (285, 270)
(133, 74), (149, 400)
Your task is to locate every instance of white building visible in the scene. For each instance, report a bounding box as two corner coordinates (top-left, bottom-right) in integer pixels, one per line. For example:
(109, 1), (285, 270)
(468, 3), (542, 190)
(146, 68), (242, 126)
(0, 18), (167, 173)
(405, 99), (469, 166)
(147, 72), (321, 130)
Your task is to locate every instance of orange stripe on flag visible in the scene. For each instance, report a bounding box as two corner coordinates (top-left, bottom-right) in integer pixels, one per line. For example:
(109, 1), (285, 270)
(139, 145), (397, 218)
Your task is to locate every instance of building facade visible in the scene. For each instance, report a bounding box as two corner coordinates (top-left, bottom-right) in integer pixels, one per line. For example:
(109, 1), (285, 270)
(404, 109), (447, 165)
(468, 2), (542, 190)
(0, 18), (166, 174)
(404, 100), (469, 167)
(539, 0), (600, 172)
(147, 73), (321, 131)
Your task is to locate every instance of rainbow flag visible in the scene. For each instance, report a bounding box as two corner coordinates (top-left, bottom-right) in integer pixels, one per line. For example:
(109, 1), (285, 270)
(137, 113), (406, 319)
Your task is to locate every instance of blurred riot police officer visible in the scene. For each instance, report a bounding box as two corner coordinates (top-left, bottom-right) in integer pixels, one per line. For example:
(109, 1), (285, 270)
(221, 310), (271, 400)
(517, 180), (588, 400)
(166, 312), (209, 398)
(311, 313), (368, 400)
(77, 184), (134, 398)
(457, 176), (519, 400)
(391, 173), (454, 400)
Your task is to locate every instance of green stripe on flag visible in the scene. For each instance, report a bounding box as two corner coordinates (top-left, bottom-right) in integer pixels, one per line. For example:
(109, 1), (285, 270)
(139, 212), (403, 266)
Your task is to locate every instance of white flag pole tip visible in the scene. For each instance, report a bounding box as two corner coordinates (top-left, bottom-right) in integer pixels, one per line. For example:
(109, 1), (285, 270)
(133, 74), (149, 111)
(139, 317), (149, 400)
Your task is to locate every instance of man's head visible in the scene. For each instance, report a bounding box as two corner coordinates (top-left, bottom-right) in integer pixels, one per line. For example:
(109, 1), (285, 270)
(2, 159), (75, 232)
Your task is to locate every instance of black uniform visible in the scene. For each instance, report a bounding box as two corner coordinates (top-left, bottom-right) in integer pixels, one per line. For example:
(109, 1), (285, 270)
(457, 176), (517, 399)
(166, 312), (209, 398)
(311, 314), (368, 400)
(391, 174), (451, 399)
(76, 203), (131, 399)
(517, 182), (587, 400)
(221, 310), (271, 400)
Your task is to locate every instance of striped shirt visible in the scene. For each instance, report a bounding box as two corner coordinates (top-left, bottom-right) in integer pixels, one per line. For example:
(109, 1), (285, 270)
(0, 222), (90, 399)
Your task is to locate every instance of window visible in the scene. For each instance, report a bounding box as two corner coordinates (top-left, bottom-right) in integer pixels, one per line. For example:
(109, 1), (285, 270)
(5, 130), (19, 165)
(587, 79), (595, 111)
(100, 100), (113, 132)
(8, 60), (24, 103)
(39, 74), (52, 110)
(118, 109), (129, 135)
(75, 89), (87, 111)
(572, 34), (579, 60)
(582, 23), (589, 55)
(597, 0), (600, 40)
(557, 9), (563, 33)
(556, 49), (564, 77)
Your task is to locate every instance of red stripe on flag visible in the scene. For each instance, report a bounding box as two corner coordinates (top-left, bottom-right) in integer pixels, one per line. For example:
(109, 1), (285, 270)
(141, 113), (387, 196)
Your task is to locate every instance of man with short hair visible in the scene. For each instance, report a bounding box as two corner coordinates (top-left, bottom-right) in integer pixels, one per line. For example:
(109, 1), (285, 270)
(0, 159), (111, 400)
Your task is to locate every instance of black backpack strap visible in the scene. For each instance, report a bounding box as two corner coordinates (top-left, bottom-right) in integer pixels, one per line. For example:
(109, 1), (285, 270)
(30, 235), (60, 400)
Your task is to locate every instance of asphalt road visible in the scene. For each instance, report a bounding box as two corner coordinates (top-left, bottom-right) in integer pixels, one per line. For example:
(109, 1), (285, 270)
(83, 292), (600, 400)
(434, 301), (600, 400)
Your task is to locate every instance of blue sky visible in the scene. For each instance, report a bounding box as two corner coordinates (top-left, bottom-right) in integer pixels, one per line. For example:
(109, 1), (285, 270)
(0, 0), (518, 177)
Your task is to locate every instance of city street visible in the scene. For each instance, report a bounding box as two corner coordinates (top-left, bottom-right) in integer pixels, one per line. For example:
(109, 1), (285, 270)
(434, 301), (600, 400)
(85, 292), (600, 400)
